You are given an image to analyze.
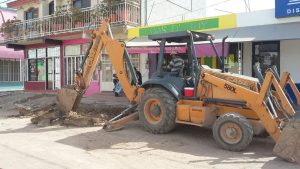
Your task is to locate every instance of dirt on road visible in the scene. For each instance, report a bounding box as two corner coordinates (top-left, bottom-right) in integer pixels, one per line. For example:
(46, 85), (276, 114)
(0, 91), (299, 169)
(0, 91), (128, 127)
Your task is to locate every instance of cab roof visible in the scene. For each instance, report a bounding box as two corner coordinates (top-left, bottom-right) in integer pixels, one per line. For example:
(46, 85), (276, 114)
(148, 31), (213, 43)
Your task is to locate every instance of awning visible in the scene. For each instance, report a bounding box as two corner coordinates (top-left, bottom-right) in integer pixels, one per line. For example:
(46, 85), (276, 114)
(128, 43), (229, 57)
(127, 46), (186, 54)
(206, 22), (300, 42)
(0, 46), (24, 59)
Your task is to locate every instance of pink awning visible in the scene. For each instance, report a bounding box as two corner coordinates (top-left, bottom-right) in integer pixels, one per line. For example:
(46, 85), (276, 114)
(127, 43), (229, 57)
(195, 43), (229, 57)
(127, 46), (186, 54)
(0, 46), (24, 59)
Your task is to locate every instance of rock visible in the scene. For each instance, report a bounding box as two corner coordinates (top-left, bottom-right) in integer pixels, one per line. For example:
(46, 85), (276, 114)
(37, 119), (51, 127)
(273, 120), (300, 164)
(63, 115), (94, 127)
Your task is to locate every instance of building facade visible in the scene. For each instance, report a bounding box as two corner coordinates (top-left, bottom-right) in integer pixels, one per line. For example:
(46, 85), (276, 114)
(3, 0), (141, 94)
(127, 4), (300, 102)
(0, 8), (24, 91)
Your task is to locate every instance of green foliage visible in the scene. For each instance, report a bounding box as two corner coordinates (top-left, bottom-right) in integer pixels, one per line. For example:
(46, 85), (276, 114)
(0, 16), (18, 35)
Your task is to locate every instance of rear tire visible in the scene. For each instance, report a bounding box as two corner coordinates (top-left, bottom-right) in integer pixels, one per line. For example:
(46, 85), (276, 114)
(213, 113), (253, 151)
(138, 87), (177, 134)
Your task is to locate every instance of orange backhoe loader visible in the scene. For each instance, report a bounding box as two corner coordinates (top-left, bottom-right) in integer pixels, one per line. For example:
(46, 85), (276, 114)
(57, 19), (300, 164)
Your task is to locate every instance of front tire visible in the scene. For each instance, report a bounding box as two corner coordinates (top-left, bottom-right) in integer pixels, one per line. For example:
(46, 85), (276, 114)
(213, 113), (253, 151)
(138, 87), (177, 134)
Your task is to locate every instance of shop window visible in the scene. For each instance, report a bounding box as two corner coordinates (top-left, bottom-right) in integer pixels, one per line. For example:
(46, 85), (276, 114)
(252, 41), (280, 77)
(224, 43), (243, 74)
(28, 48), (47, 82)
(65, 44), (81, 56)
(0, 60), (19, 82)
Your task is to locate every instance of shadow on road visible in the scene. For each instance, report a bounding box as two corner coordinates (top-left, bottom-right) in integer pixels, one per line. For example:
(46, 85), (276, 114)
(55, 122), (296, 167)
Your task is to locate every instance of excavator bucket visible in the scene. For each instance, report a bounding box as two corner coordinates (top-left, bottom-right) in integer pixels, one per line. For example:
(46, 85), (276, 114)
(56, 86), (83, 114)
(273, 113), (300, 164)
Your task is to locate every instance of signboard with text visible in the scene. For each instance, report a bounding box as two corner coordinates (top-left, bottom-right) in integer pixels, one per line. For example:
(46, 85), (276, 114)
(276, 0), (300, 18)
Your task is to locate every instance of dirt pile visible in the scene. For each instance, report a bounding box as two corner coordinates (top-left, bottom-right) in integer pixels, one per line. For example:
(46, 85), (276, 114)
(0, 91), (127, 127)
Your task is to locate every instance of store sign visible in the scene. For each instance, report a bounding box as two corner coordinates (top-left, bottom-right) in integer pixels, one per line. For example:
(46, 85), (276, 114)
(276, 0), (300, 18)
(128, 14), (236, 38)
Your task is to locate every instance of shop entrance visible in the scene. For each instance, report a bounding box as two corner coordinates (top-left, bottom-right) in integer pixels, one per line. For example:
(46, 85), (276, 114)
(27, 47), (61, 90)
(252, 41), (280, 76)
(47, 57), (61, 90)
(101, 54), (140, 91)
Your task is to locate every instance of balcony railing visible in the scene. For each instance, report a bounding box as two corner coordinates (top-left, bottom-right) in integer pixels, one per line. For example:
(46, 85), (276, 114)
(1, 1), (140, 43)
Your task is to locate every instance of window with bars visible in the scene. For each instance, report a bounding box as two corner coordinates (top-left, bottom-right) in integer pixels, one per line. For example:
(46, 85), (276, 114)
(0, 59), (21, 82)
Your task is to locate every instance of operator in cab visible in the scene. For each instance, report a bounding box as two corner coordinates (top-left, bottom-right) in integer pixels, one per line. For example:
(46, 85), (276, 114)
(167, 50), (184, 77)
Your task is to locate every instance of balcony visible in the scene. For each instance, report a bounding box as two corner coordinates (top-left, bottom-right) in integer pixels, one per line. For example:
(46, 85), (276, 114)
(1, 1), (140, 44)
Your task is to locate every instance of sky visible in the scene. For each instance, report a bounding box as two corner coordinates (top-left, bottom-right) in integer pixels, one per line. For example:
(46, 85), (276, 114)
(206, 0), (275, 16)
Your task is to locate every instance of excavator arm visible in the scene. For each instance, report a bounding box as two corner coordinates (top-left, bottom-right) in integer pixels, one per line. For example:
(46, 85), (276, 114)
(57, 19), (144, 115)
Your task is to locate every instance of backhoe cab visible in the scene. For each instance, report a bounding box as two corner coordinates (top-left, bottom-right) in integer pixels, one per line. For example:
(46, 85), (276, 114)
(56, 19), (300, 164)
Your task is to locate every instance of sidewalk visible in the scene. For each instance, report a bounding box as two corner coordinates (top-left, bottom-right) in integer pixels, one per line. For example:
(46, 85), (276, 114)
(0, 82), (24, 91)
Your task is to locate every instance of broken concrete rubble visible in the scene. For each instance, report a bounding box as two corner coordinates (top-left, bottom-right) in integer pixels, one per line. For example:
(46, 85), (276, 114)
(10, 92), (128, 127)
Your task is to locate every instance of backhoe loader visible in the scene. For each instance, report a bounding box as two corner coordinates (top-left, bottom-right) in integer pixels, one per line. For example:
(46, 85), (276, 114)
(56, 19), (300, 164)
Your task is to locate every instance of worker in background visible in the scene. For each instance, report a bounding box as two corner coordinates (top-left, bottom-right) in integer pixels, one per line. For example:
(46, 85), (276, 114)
(112, 72), (123, 97)
(134, 67), (142, 85)
(168, 50), (184, 77)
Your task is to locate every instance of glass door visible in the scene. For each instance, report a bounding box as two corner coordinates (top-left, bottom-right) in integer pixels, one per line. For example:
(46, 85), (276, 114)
(46, 57), (61, 90)
(47, 47), (61, 90)
(252, 41), (280, 77)
(47, 57), (53, 90)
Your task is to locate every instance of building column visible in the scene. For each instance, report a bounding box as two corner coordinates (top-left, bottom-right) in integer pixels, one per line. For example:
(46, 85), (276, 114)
(242, 42), (252, 76)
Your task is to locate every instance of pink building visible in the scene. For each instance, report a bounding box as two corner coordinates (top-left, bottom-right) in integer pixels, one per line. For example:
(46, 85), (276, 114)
(0, 8), (24, 88)
(2, 0), (141, 95)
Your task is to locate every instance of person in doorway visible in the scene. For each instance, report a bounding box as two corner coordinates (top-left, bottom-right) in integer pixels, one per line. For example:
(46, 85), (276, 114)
(134, 67), (142, 85)
(168, 50), (184, 76)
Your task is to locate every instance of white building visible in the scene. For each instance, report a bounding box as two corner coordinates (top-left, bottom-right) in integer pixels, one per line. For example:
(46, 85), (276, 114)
(128, 1), (300, 102)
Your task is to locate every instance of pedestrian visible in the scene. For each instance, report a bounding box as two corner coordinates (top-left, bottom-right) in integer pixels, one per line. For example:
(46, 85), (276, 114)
(112, 72), (123, 97)
(134, 67), (142, 85)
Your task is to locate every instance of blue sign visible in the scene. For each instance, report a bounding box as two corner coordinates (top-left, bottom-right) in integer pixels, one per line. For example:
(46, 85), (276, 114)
(276, 0), (300, 18)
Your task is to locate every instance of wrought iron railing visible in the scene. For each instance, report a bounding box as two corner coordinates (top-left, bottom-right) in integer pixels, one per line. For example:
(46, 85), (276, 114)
(1, 1), (140, 43)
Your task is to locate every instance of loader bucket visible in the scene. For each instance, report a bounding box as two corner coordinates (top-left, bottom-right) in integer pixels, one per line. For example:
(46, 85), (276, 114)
(56, 86), (83, 114)
(273, 112), (300, 164)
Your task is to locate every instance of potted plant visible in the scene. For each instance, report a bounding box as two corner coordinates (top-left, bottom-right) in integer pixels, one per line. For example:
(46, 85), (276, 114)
(69, 7), (84, 27)
(0, 16), (18, 38)
(92, 1), (113, 24)
(54, 4), (69, 31)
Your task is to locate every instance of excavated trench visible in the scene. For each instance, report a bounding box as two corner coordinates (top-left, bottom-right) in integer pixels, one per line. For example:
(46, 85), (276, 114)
(0, 91), (128, 127)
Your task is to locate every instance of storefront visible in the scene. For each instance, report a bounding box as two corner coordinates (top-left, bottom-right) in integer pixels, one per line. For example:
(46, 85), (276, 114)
(128, 7), (300, 102)
(23, 39), (100, 94)
(127, 14), (240, 77)
(127, 43), (235, 77)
